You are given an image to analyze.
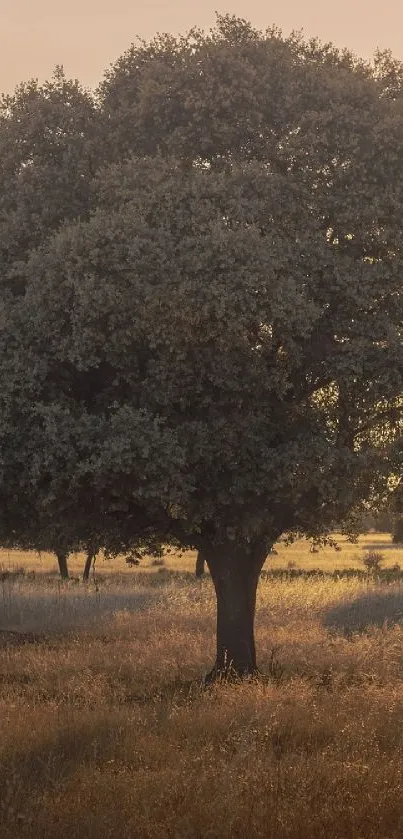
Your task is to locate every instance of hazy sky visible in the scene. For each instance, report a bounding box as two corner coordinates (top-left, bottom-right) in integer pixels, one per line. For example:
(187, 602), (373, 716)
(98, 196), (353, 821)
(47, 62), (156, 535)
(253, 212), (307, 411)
(1, 1), (402, 94)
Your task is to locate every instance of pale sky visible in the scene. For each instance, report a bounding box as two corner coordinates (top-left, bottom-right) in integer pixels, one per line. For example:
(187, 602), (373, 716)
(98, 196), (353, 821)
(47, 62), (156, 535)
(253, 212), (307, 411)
(1, 0), (402, 94)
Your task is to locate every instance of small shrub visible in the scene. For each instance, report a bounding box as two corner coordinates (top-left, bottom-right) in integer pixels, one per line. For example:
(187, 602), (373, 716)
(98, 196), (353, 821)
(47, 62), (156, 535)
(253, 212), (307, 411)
(151, 558), (165, 567)
(362, 551), (385, 573)
(125, 557), (140, 567)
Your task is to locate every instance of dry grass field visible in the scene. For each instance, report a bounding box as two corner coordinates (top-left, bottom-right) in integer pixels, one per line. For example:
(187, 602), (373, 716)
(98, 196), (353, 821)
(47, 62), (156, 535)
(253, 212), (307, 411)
(1, 530), (402, 578)
(1, 533), (403, 838)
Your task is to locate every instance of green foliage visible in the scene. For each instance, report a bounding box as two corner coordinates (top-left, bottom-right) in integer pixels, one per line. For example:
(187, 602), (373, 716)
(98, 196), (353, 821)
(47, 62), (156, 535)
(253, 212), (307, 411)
(362, 551), (385, 573)
(1, 12), (403, 566)
(0, 67), (100, 295)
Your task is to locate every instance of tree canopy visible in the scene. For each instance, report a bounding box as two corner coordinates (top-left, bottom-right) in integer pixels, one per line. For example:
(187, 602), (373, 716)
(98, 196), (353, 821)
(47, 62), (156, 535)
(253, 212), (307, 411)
(1, 14), (403, 677)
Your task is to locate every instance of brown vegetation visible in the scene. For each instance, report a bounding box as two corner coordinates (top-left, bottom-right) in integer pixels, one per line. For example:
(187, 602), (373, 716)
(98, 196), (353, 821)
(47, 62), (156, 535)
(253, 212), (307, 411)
(1, 535), (403, 838)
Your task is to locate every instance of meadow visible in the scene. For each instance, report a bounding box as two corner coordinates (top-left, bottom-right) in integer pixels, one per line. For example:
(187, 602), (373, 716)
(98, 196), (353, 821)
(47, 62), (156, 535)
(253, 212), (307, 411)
(1, 533), (403, 838)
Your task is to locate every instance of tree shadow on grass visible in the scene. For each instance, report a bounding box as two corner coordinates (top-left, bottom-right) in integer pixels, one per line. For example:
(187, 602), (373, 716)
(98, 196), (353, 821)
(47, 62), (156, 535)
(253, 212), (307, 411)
(0, 715), (125, 821)
(323, 590), (403, 637)
(0, 587), (160, 637)
(0, 629), (47, 648)
(361, 542), (402, 551)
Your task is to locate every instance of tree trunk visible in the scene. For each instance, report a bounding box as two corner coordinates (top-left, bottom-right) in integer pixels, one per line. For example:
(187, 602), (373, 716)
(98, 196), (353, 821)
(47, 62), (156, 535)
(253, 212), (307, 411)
(83, 550), (95, 581)
(57, 552), (69, 580)
(204, 540), (268, 681)
(195, 550), (205, 577)
(392, 517), (403, 544)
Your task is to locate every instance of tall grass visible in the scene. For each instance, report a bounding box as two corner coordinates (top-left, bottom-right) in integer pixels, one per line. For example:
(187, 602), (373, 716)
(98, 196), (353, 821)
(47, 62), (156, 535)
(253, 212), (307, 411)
(1, 535), (403, 837)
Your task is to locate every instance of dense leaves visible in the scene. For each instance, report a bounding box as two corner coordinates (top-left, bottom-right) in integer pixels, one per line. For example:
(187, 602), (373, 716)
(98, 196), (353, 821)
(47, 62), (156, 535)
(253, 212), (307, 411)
(0, 67), (100, 295)
(1, 14), (402, 673)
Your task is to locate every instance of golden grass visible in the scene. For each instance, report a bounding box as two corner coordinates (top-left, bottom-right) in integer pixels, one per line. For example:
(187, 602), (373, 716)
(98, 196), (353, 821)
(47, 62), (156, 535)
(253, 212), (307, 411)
(1, 531), (402, 578)
(1, 533), (403, 838)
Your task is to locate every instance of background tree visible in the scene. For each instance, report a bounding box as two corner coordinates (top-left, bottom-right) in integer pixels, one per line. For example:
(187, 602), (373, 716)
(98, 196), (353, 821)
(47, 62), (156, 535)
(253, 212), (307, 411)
(1, 15), (403, 677)
(391, 481), (403, 543)
(0, 66), (100, 297)
(0, 66), (106, 579)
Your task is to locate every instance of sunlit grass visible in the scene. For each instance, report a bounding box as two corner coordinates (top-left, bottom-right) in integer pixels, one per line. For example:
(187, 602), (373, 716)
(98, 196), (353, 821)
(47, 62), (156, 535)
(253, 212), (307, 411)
(1, 532), (403, 837)
(1, 531), (402, 579)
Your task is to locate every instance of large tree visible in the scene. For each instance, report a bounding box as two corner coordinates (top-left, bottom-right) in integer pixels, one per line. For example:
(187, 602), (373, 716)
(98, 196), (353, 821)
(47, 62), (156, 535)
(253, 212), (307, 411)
(1, 15), (403, 677)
